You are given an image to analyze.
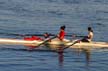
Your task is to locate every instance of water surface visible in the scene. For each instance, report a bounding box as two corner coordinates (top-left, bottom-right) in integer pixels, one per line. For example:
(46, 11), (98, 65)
(0, 0), (108, 71)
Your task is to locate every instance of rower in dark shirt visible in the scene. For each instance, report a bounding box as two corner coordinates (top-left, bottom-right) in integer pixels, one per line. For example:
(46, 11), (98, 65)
(81, 27), (94, 42)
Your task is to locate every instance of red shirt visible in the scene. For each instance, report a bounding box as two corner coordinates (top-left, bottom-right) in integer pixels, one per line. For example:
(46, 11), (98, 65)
(58, 30), (65, 41)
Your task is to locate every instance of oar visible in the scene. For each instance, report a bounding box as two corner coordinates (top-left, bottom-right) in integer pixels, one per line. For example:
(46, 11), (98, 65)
(63, 40), (79, 50)
(27, 35), (57, 50)
(36, 35), (57, 47)
(28, 34), (86, 37)
(0, 32), (86, 37)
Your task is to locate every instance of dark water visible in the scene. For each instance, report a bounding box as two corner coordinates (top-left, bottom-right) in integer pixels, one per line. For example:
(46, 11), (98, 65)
(0, 0), (108, 71)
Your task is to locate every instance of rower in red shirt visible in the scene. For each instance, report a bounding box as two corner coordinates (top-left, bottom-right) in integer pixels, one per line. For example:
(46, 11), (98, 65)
(58, 25), (66, 41)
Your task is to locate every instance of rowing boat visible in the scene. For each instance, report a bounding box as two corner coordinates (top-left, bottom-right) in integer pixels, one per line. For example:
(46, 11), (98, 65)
(0, 38), (108, 48)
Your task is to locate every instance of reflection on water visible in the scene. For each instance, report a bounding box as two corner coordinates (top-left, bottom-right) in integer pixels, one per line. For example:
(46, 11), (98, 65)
(56, 46), (91, 70)
(57, 46), (64, 67)
(1, 46), (108, 71)
(84, 49), (91, 65)
(75, 48), (91, 68)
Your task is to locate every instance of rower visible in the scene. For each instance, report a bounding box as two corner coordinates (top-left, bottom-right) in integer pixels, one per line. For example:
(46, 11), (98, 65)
(80, 27), (94, 42)
(43, 32), (50, 39)
(57, 25), (66, 41)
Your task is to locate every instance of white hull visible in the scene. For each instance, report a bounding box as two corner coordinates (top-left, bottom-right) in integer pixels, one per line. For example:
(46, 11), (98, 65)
(0, 38), (42, 46)
(0, 38), (108, 48)
(46, 38), (108, 49)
